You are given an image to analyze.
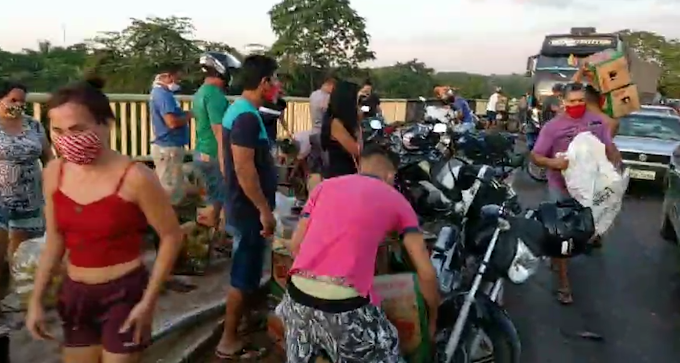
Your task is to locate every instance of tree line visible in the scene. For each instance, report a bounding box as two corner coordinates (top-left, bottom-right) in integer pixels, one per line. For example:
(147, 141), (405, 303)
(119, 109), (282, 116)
(1, 0), (679, 99)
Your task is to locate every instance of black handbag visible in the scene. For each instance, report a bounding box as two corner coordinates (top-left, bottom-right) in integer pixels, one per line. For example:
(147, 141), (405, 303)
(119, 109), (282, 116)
(535, 198), (596, 258)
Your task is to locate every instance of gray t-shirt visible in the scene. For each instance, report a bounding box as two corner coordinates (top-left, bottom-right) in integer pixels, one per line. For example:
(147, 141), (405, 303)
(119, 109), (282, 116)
(309, 89), (330, 133)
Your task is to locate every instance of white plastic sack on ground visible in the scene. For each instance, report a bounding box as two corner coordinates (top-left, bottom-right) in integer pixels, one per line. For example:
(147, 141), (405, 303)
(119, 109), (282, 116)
(562, 132), (629, 235)
(10, 235), (62, 309)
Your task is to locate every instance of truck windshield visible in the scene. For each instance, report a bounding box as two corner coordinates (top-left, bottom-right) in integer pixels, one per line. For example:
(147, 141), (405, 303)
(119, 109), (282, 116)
(619, 114), (680, 141)
(535, 55), (584, 69)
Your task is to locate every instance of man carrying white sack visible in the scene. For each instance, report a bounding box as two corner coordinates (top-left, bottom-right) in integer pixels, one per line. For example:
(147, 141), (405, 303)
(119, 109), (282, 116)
(530, 82), (621, 305)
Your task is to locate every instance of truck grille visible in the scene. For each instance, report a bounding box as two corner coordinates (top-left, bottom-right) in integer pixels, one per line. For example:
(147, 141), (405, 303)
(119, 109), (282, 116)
(620, 152), (670, 164)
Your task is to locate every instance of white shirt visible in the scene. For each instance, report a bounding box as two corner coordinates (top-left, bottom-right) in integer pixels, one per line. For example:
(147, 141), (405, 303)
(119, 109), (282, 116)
(293, 130), (313, 159)
(487, 93), (500, 112)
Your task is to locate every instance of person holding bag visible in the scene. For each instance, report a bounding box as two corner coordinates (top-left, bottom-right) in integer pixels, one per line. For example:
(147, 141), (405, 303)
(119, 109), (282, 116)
(530, 82), (621, 305)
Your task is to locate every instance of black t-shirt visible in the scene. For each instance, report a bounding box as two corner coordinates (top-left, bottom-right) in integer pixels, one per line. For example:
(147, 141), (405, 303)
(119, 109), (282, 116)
(320, 112), (358, 178)
(359, 93), (381, 117)
(541, 95), (560, 123)
(223, 112), (277, 218)
(260, 98), (287, 142)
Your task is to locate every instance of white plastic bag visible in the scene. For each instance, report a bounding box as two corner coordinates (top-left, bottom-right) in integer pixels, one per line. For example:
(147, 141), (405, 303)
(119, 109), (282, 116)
(562, 132), (629, 235)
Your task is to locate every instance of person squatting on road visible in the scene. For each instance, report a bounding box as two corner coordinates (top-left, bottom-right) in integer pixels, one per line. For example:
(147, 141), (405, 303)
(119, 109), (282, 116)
(215, 55), (279, 360)
(320, 80), (363, 179)
(25, 77), (183, 363)
(0, 81), (54, 258)
(192, 52), (241, 227)
(277, 145), (439, 362)
(530, 82), (621, 305)
(149, 63), (192, 206)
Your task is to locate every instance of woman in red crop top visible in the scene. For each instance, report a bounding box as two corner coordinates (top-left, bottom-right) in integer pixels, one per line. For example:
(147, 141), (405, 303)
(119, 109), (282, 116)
(25, 77), (183, 363)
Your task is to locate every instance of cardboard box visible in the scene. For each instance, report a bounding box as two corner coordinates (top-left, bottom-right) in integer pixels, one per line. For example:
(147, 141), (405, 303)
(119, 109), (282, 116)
(589, 55), (632, 93)
(374, 273), (432, 363)
(603, 84), (641, 118)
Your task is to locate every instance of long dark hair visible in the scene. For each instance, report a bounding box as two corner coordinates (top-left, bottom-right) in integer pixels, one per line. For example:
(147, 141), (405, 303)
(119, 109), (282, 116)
(321, 80), (359, 148)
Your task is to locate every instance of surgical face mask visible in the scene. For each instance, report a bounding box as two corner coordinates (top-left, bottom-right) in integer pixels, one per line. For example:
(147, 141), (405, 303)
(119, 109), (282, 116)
(168, 83), (181, 92)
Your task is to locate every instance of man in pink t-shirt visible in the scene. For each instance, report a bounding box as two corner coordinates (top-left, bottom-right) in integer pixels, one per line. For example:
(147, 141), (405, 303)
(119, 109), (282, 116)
(275, 145), (439, 363)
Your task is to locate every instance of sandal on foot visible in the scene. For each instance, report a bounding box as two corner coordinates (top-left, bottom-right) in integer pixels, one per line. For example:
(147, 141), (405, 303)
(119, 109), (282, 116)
(556, 288), (573, 305)
(215, 344), (267, 361)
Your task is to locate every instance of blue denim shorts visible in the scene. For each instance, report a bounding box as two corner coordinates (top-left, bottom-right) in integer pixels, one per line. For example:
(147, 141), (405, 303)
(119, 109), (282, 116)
(0, 206), (45, 236)
(192, 154), (225, 205)
(228, 217), (267, 292)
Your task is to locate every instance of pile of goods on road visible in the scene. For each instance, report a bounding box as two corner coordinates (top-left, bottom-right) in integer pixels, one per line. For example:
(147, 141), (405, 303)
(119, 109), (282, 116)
(9, 235), (62, 310)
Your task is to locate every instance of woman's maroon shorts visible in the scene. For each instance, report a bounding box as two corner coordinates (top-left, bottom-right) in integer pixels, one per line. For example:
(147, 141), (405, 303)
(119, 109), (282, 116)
(57, 266), (149, 354)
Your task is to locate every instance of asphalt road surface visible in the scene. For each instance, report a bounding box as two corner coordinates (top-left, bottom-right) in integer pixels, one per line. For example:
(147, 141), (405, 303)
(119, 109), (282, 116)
(506, 172), (680, 363)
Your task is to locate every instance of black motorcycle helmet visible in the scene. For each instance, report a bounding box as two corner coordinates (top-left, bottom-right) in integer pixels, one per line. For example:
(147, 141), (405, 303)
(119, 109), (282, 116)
(199, 51), (242, 86)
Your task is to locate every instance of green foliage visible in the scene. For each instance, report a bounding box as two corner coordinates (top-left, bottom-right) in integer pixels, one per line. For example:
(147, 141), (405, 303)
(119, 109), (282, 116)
(0, 16), (676, 99)
(618, 29), (680, 96)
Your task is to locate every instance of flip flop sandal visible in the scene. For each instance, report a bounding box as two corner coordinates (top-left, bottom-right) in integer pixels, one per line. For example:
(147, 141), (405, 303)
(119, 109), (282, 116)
(556, 288), (573, 305)
(215, 344), (267, 361)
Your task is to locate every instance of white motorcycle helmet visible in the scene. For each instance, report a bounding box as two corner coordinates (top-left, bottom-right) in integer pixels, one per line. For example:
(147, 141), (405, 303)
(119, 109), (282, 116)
(199, 51), (242, 86)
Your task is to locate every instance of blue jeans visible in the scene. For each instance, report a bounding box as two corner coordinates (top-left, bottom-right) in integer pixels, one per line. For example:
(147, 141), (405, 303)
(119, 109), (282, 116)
(227, 217), (267, 292)
(192, 153), (225, 204)
(526, 131), (539, 151)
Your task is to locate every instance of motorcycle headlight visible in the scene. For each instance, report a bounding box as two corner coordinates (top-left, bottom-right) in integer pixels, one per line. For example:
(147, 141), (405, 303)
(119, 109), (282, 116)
(440, 134), (451, 146)
(506, 237), (540, 284)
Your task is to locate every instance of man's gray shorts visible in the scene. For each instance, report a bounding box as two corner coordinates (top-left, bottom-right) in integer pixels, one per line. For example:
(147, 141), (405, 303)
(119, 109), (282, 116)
(275, 294), (403, 363)
(548, 187), (571, 202)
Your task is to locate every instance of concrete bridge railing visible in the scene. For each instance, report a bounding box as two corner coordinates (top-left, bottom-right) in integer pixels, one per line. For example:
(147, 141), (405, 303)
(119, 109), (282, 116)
(26, 93), (491, 158)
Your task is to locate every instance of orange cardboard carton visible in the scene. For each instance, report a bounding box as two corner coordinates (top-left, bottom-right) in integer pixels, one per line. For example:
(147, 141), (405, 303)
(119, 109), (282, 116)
(603, 84), (640, 118)
(588, 53), (632, 93)
(374, 273), (431, 362)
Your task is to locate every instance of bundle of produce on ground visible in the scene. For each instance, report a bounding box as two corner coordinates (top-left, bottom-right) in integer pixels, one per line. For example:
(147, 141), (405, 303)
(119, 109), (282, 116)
(173, 221), (213, 275)
(10, 236), (62, 310)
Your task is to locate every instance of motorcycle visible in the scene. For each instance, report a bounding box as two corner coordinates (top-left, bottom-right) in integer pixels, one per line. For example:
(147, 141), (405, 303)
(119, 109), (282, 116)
(390, 155), (543, 362)
(524, 108), (548, 183)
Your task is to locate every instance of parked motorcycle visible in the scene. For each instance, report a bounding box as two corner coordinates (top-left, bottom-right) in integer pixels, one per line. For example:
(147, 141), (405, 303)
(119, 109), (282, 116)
(390, 156), (543, 362)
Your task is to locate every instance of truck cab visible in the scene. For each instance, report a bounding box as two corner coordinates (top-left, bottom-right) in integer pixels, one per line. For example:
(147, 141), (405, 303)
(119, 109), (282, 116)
(526, 27), (622, 108)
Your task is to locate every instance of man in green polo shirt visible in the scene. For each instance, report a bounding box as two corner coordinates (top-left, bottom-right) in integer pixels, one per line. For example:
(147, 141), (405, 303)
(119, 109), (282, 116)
(193, 52), (241, 226)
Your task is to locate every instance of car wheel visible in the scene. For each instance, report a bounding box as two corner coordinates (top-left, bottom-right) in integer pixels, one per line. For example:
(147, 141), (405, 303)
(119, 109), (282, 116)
(660, 214), (677, 243)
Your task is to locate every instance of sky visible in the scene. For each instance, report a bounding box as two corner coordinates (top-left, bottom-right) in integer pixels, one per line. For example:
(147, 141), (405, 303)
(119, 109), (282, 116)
(1, 0), (679, 75)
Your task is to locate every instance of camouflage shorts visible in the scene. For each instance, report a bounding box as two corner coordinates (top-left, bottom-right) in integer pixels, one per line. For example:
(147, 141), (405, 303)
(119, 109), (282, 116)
(151, 145), (186, 205)
(275, 293), (403, 363)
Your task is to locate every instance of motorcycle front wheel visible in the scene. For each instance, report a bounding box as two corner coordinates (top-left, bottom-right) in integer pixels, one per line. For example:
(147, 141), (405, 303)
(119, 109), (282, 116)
(436, 324), (514, 363)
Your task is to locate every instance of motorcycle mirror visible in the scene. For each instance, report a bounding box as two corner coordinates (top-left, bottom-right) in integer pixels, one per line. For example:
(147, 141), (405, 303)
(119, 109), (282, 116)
(361, 105), (370, 112)
(433, 123), (448, 133)
(419, 96), (427, 102)
(369, 119), (383, 130)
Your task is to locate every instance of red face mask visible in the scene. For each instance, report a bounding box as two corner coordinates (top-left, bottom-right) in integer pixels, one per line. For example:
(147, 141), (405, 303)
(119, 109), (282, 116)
(55, 130), (103, 165)
(263, 81), (281, 103)
(565, 104), (587, 119)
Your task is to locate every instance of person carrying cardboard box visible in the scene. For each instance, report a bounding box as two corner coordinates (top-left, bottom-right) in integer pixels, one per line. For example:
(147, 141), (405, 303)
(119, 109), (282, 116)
(275, 144), (439, 363)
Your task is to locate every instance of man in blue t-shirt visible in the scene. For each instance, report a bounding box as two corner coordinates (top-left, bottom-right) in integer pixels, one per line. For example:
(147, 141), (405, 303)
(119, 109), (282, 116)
(149, 64), (192, 205)
(216, 55), (278, 360)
